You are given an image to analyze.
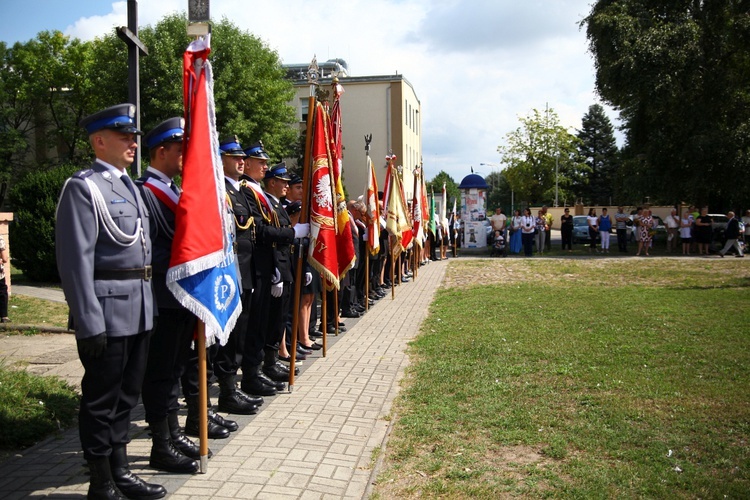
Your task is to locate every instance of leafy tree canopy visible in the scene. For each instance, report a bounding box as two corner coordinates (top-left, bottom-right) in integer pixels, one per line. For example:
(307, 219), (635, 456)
(577, 103), (619, 205)
(498, 107), (589, 207)
(584, 0), (750, 209)
(426, 170), (460, 206)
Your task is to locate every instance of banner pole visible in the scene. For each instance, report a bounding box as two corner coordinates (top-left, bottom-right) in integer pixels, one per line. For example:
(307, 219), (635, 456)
(196, 321), (208, 473)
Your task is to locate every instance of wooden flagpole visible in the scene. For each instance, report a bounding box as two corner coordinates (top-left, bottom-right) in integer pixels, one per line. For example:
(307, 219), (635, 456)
(288, 57), (319, 391)
(364, 135), (372, 312)
(196, 322), (208, 472)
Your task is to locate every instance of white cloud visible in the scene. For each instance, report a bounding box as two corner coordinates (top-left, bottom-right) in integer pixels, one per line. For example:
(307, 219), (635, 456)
(64, 0), (616, 183)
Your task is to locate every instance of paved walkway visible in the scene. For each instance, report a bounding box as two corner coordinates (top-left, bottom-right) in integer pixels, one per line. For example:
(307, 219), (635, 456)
(0, 259), (448, 499)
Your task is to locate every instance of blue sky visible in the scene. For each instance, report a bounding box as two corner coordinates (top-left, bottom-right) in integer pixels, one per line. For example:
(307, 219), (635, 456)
(0, 1), (112, 44)
(0, 0), (619, 183)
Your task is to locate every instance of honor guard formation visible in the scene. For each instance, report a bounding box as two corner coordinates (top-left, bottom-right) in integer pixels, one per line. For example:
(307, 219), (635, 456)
(55, 102), (440, 500)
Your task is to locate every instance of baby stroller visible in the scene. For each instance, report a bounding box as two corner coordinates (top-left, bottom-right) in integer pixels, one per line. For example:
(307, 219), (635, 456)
(490, 230), (507, 257)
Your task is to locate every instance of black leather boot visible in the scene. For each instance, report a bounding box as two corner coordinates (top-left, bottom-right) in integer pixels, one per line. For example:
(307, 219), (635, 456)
(217, 375), (259, 415)
(235, 387), (264, 406)
(167, 410), (211, 460)
(208, 408), (240, 432)
(87, 457), (126, 500)
(240, 366), (278, 396)
(184, 397), (229, 439)
(263, 350), (291, 382)
(110, 446), (166, 499)
(149, 418), (199, 474)
(257, 365), (286, 391)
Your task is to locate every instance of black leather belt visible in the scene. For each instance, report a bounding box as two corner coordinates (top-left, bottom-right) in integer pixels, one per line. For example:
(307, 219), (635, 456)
(94, 266), (152, 281)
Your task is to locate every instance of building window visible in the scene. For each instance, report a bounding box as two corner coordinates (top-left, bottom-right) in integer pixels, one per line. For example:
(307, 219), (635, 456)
(300, 98), (309, 122)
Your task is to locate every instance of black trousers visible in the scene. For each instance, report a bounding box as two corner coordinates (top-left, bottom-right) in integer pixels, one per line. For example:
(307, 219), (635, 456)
(0, 280), (7, 318)
(617, 228), (628, 251)
(561, 227), (573, 250)
(78, 331), (150, 460)
(265, 282), (290, 351)
(141, 308), (196, 422)
(214, 290), (252, 379)
(242, 275), (272, 372)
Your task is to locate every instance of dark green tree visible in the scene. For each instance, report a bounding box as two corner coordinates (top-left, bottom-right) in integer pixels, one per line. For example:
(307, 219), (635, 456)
(426, 170), (460, 208)
(583, 1), (750, 209)
(577, 104), (619, 205)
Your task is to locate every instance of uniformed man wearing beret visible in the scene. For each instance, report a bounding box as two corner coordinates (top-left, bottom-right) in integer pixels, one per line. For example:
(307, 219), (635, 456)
(56, 104), (165, 499)
(238, 143), (309, 396)
(135, 118), (200, 474)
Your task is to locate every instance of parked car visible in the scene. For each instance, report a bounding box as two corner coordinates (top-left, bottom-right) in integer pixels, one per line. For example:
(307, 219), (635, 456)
(572, 215), (600, 244)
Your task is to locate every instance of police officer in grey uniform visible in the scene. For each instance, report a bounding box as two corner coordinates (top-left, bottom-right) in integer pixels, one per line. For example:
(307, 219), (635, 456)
(56, 104), (165, 499)
(136, 118), (200, 474)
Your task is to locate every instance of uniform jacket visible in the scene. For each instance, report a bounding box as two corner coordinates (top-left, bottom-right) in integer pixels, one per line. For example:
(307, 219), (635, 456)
(135, 169), (180, 308)
(268, 194), (294, 283)
(225, 178), (255, 291)
(239, 176), (295, 280)
(56, 161), (153, 339)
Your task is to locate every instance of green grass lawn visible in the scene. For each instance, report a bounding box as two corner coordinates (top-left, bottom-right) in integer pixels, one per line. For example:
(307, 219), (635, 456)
(374, 258), (750, 498)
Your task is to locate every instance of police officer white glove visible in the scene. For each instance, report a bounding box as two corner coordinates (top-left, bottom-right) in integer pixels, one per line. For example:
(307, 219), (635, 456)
(294, 223), (310, 239)
(305, 272), (313, 286)
(271, 281), (283, 298)
(271, 268), (281, 284)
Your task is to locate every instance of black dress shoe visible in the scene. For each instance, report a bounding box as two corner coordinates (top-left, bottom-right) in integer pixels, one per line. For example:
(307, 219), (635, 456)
(301, 342), (322, 351)
(171, 432), (211, 460)
(297, 345), (312, 355)
(309, 330), (323, 339)
(209, 409), (241, 431)
(111, 447), (167, 499)
(341, 309), (361, 318)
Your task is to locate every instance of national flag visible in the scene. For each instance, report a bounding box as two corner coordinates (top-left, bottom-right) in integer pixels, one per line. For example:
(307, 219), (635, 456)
(166, 38), (241, 346)
(441, 182), (448, 234)
(364, 155), (380, 255)
(429, 188), (436, 235)
(329, 82), (356, 279)
(385, 159), (411, 255)
(308, 101), (339, 289)
(411, 168), (423, 248)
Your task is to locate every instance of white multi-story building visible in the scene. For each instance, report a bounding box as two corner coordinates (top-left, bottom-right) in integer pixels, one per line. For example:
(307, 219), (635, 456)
(285, 59), (422, 200)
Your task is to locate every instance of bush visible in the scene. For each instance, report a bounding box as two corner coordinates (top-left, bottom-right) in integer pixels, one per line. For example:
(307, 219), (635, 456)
(9, 164), (79, 282)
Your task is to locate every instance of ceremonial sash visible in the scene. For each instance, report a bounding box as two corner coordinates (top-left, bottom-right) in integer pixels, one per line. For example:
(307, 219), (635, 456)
(143, 177), (179, 212)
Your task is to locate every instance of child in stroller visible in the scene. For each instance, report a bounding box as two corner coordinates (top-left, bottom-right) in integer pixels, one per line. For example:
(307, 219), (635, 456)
(490, 229), (507, 257)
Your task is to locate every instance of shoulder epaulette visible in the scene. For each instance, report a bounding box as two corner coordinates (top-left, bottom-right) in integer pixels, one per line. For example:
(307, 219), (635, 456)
(74, 169), (95, 179)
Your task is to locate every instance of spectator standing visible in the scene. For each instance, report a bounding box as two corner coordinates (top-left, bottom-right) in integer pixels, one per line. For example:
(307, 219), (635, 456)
(664, 208), (680, 253)
(510, 209), (523, 254)
(615, 206), (629, 252)
(542, 205), (553, 250)
(680, 210), (694, 255)
(587, 208), (599, 253)
(694, 207), (713, 255)
(636, 209), (654, 256)
(633, 207), (643, 248)
(718, 211), (744, 257)
(521, 208), (536, 257)
(0, 235), (8, 323)
(490, 207), (506, 233)
(560, 207), (574, 252)
(535, 210), (547, 254)
(742, 209), (750, 245)
(599, 208), (612, 253)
